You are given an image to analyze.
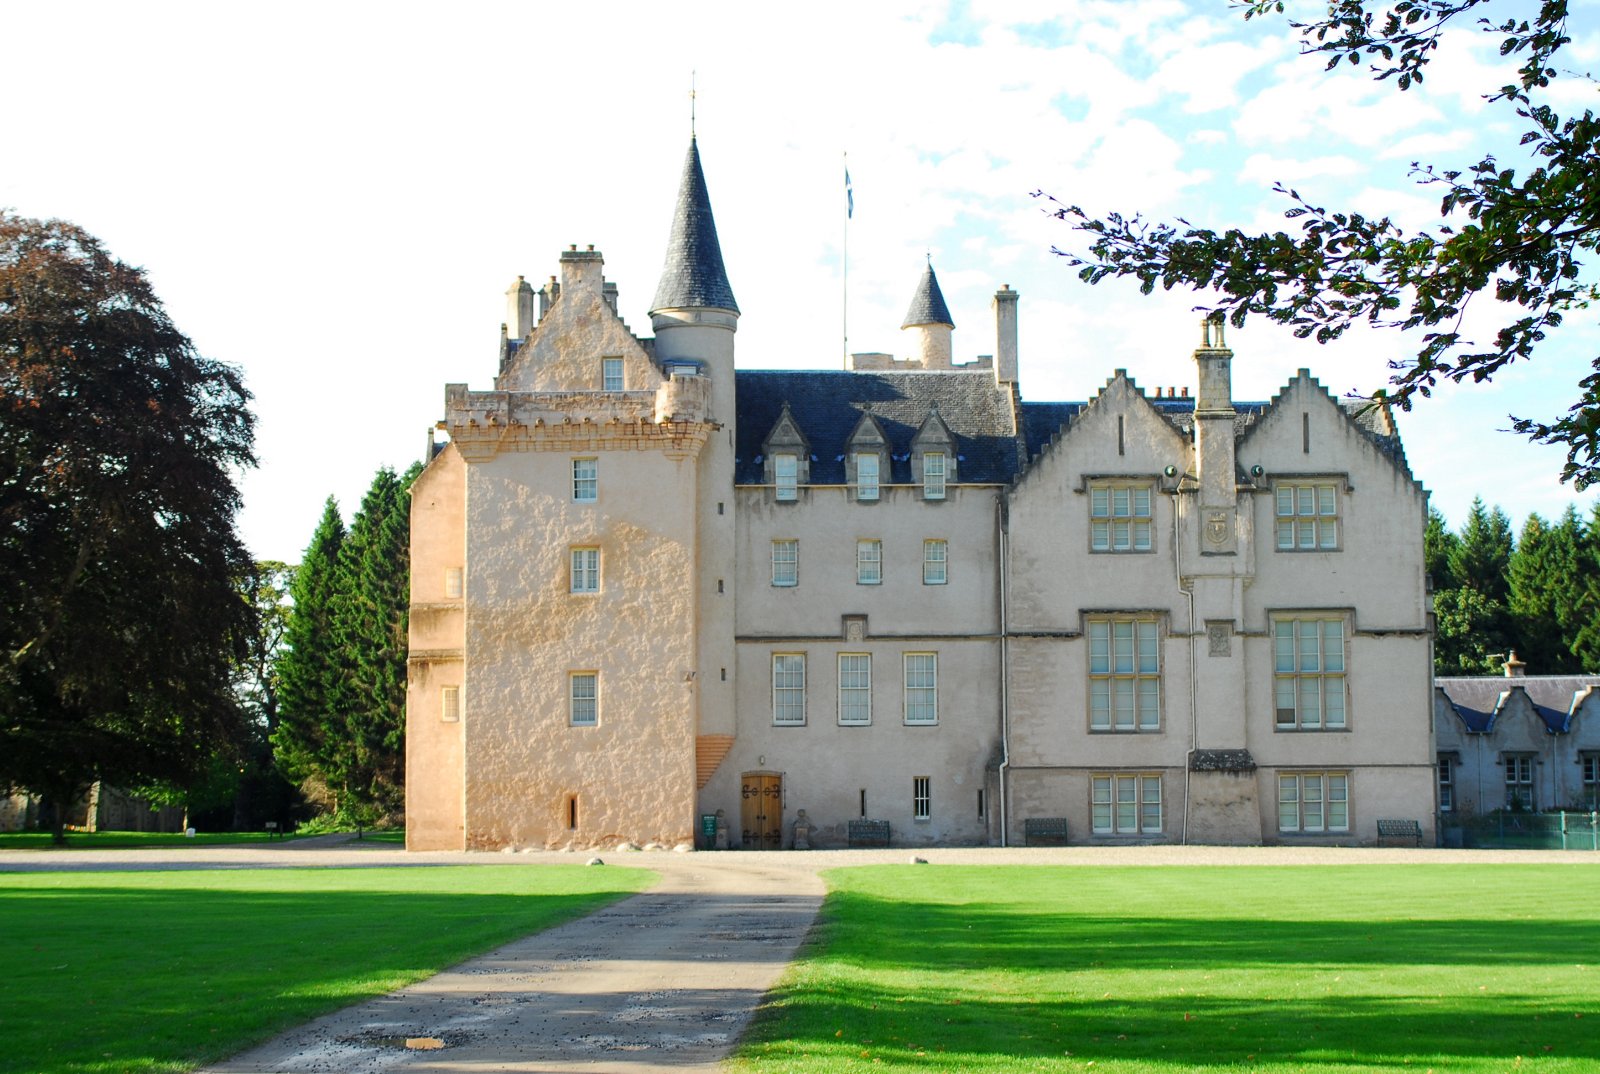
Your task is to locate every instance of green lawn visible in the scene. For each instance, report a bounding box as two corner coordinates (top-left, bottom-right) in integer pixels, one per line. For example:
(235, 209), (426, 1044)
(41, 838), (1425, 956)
(734, 864), (1600, 1074)
(0, 865), (653, 1074)
(0, 831), (319, 850)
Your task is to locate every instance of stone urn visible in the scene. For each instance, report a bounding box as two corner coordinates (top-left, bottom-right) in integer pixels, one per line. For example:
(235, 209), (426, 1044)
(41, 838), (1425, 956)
(792, 809), (812, 851)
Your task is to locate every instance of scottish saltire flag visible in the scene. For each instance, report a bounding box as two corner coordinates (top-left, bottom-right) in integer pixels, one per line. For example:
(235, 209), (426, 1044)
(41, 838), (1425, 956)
(845, 167), (853, 219)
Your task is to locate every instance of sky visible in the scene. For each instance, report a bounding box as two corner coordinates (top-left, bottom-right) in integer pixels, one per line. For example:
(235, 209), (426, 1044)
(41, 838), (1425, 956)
(5, 1), (1598, 563)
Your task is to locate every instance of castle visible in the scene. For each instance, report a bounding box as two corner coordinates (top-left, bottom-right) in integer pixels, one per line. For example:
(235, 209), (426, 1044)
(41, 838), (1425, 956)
(405, 138), (1436, 850)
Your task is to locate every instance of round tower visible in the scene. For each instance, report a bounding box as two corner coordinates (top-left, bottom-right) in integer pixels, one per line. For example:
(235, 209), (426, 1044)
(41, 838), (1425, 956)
(649, 136), (739, 425)
(901, 259), (955, 369)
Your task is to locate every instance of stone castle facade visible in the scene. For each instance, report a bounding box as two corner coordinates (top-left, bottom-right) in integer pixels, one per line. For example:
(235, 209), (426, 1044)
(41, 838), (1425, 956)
(405, 139), (1436, 850)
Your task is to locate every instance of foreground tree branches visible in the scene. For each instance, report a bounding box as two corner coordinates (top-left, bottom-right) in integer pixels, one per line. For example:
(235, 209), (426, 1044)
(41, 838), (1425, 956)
(1043, 2), (1600, 484)
(0, 212), (257, 842)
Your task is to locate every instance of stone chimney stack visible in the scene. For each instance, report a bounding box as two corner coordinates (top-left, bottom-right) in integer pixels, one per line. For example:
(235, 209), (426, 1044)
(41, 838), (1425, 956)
(1193, 313), (1238, 554)
(992, 285), (1018, 385)
(506, 276), (536, 339)
(1503, 651), (1527, 677)
(560, 245), (606, 299)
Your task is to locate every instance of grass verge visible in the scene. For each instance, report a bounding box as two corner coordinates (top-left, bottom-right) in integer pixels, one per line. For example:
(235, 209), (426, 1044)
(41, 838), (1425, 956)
(0, 831), (328, 850)
(0, 864), (653, 1074)
(733, 864), (1599, 1074)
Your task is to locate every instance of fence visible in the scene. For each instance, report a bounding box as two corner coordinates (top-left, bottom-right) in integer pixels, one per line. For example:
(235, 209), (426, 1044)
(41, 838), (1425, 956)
(1443, 811), (1600, 850)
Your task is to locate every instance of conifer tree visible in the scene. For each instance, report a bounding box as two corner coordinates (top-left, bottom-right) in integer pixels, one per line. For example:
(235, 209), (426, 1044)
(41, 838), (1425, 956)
(1509, 509), (1586, 674)
(1424, 506), (1458, 592)
(1449, 499), (1514, 604)
(272, 498), (347, 796)
(1436, 499), (1515, 674)
(330, 466), (413, 814)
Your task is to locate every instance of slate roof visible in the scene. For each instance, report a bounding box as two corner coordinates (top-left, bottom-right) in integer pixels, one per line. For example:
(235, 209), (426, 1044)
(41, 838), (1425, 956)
(901, 263), (954, 328)
(651, 138), (739, 314)
(735, 370), (1021, 484)
(1435, 675), (1600, 734)
(734, 376), (1411, 488)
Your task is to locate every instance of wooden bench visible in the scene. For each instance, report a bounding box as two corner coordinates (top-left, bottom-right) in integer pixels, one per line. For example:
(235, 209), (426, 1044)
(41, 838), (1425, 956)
(1024, 817), (1069, 847)
(1376, 819), (1423, 847)
(847, 819), (891, 848)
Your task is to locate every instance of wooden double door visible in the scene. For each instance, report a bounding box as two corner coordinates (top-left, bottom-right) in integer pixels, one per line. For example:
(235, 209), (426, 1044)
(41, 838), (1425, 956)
(740, 772), (783, 850)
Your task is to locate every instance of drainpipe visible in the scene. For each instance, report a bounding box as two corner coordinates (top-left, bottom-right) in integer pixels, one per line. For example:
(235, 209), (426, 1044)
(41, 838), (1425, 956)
(997, 495), (1012, 847)
(1174, 481), (1198, 845)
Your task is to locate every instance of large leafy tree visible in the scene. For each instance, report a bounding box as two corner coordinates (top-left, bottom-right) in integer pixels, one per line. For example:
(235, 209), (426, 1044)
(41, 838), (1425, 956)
(1045, 2), (1600, 484)
(0, 212), (256, 842)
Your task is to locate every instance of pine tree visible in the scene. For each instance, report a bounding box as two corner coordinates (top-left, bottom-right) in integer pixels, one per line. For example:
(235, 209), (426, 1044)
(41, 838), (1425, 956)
(331, 467), (413, 815)
(272, 498), (347, 797)
(1449, 499), (1514, 605)
(1424, 506), (1458, 593)
(1509, 509), (1587, 674)
(1435, 499), (1514, 674)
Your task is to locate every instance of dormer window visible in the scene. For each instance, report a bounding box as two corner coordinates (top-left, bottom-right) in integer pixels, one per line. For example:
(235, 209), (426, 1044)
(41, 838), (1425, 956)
(923, 452), (947, 500)
(762, 403), (811, 503)
(855, 452), (880, 501)
(911, 409), (957, 501)
(774, 454), (798, 502)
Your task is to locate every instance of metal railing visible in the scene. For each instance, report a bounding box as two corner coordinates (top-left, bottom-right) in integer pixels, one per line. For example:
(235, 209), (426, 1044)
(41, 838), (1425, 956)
(1443, 811), (1600, 850)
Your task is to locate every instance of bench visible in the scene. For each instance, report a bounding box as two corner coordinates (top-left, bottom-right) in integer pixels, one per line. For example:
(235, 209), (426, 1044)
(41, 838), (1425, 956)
(1376, 819), (1422, 847)
(1024, 817), (1069, 847)
(847, 819), (891, 848)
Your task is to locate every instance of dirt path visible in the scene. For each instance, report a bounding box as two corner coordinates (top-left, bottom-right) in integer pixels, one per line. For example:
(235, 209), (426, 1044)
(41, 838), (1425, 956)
(6, 841), (1596, 1072)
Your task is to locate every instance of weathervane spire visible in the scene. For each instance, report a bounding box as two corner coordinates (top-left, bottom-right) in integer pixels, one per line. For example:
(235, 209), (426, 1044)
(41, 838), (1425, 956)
(690, 71), (697, 138)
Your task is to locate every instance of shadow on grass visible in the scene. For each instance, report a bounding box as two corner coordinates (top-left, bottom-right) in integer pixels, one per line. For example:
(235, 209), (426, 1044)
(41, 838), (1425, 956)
(818, 890), (1598, 971)
(740, 885), (1600, 1071)
(0, 880), (647, 1074)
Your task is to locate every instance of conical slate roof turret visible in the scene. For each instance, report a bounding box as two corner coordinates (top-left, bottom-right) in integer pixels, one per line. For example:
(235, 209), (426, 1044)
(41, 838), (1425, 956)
(651, 137), (739, 315)
(902, 260), (954, 328)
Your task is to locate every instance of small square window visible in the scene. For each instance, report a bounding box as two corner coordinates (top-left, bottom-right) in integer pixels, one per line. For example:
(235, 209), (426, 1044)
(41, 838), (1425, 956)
(1276, 483), (1340, 550)
(1091, 774), (1162, 835)
(572, 458), (598, 502)
(441, 685), (461, 723)
(570, 547), (600, 593)
(1090, 483), (1153, 553)
(923, 539), (947, 585)
(569, 672), (598, 726)
(444, 567), (464, 599)
(857, 539), (882, 585)
(602, 357), (624, 391)
(1278, 771), (1349, 833)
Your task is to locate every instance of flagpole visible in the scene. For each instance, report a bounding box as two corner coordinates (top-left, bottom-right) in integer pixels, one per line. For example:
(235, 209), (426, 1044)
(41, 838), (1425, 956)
(843, 152), (850, 369)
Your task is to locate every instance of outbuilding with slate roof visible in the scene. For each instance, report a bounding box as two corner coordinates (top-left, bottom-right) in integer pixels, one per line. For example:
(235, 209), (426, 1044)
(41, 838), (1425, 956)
(1435, 655), (1600, 815)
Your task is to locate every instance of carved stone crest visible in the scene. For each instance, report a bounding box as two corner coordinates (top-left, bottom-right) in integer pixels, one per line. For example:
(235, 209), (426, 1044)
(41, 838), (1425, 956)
(1207, 622), (1232, 657)
(1205, 510), (1229, 546)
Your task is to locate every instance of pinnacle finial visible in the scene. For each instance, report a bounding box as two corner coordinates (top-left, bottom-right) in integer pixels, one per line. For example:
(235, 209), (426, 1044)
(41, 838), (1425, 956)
(690, 71), (697, 138)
